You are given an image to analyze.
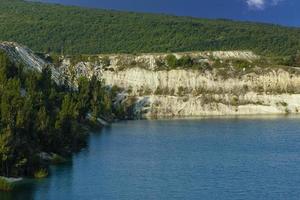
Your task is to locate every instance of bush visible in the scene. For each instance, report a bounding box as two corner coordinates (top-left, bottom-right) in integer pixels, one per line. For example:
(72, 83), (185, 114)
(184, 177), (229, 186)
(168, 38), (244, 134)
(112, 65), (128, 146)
(130, 60), (137, 66)
(154, 87), (171, 95)
(155, 59), (165, 69)
(231, 96), (239, 106)
(212, 59), (227, 68)
(177, 86), (189, 96)
(232, 59), (251, 69)
(34, 169), (48, 179)
(165, 55), (177, 68)
(0, 177), (14, 191)
(47, 54), (61, 66)
(138, 87), (152, 96)
(101, 56), (111, 67)
(177, 56), (193, 67)
(51, 154), (67, 165)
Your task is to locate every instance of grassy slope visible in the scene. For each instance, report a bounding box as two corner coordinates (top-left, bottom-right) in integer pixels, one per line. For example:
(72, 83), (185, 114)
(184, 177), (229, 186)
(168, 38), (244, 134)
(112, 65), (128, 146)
(0, 0), (299, 56)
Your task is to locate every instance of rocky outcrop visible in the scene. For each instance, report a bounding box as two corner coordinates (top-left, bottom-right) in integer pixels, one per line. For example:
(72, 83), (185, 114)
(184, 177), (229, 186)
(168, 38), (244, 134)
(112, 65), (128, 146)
(130, 93), (300, 118)
(0, 42), (64, 84)
(57, 52), (300, 118)
(0, 42), (46, 71)
(2, 41), (300, 119)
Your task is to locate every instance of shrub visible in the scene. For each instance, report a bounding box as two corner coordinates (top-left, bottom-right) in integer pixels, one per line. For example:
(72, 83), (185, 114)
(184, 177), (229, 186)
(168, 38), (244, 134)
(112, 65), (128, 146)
(232, 59), (251, 69)
(155, 59), (165, 69)
(177, 86), (189, 96)
(278, 101), (288, 107)
(154, 87), (171, 95)
(0, 177), (14, 191)
(46, 54), (61, 66)
(165, 55), (194, 69)
(138, 86), (152, 96)
(34, 168), (48, 179)
(231, 96), (239, 106)
(212, 59), (226, 68)
(101, 56), (111, 67)
(142, 87), (152, 96)
(51, 154), (67, 165)
(177, 56), (193, 67)
(165, 54), (177, 68)
(111, 85), (123, 97)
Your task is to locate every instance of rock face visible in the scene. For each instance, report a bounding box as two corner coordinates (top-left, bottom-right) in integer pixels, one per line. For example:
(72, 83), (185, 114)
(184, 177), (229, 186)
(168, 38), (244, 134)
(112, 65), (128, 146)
(0, 42), (46, 71)
(0, 42), (63, 84)
(100, 68), (300, 118)
(57, 51), (300, 118)
(2, 41), (300, 118)
(131, 93), (300, 118)
(101, 68), (300, 95)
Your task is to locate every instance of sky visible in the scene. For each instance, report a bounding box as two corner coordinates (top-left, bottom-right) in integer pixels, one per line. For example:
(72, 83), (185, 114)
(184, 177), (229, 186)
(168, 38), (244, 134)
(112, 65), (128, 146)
(37, 0), (300, 27)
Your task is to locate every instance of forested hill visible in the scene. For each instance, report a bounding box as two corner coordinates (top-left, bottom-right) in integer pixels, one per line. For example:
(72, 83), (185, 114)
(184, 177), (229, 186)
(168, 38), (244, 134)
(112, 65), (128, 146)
(0, 0), (300, 56)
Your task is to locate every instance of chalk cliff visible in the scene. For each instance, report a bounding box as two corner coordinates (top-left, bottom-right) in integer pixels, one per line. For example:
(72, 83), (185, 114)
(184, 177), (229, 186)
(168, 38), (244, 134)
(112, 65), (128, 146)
(2, 42), (300, 118)
(58, 51), (300, 118)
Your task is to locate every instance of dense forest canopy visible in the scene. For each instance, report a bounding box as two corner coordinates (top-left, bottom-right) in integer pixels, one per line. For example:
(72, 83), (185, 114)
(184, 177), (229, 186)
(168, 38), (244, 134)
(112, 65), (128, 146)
(0, 0), (299, 56)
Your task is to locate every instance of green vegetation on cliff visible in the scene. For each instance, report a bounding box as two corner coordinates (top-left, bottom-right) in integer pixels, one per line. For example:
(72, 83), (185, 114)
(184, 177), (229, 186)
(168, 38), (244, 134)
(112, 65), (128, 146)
(0, 0), (299, 56)
(0, 50), (114, 178)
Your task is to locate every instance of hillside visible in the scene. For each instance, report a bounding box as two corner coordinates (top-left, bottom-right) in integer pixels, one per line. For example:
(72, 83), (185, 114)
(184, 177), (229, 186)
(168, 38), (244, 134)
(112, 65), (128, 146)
(0, 0), (300, 56)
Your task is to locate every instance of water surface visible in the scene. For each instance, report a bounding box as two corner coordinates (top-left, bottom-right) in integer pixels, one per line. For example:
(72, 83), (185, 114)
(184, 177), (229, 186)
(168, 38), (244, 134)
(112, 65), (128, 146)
(1, 116), (300, 200)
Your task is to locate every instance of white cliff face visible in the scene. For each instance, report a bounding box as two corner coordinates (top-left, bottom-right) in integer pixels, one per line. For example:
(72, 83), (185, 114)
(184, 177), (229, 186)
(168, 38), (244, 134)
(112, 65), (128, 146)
(56, 51), (300, 118)
(2, 42), (300, 119)
(101, 68), (300, 95)
(132, 93), (300, 118)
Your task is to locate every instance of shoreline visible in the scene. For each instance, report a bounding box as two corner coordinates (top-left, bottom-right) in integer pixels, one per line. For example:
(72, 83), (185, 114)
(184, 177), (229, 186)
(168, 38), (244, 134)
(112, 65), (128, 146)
(1, 112), (299, 191)
(139, 112), (300, 121)
(0, 118), (106, 192)
(0, 177), (24, 191)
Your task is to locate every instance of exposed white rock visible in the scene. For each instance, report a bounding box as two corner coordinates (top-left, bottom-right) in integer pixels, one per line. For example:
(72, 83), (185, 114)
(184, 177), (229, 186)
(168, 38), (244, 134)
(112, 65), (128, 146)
(97, 63), (300, 118)
(0, 176), (23, 183)
(0, 42), (64, 84)
(132, 93), (300, 118)
(0, 42), (45, 71)
(2, 41), (300, 119)
(102, 67), (300, 94)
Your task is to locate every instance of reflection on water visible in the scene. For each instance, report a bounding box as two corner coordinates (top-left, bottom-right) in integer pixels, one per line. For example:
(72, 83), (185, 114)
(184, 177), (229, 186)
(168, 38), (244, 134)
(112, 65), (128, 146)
(0, 161), (74, 200)
(1, 115), (300, 200)
(0, 184), (34, 200)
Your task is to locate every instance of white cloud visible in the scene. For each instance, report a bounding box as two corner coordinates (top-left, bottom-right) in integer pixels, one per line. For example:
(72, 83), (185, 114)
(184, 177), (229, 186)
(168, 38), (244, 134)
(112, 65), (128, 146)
(247, 0), (265, 9)
(246, 0), (284, 10)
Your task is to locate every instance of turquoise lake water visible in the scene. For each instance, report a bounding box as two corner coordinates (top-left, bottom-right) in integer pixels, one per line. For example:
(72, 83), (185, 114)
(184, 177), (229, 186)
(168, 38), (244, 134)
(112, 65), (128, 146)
(1, 116), (300, 199)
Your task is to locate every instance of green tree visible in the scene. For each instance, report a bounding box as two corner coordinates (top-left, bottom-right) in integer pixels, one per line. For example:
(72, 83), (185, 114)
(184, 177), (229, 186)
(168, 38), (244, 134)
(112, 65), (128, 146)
(165, 55), (177, 68)
(76, 77), (91, 121)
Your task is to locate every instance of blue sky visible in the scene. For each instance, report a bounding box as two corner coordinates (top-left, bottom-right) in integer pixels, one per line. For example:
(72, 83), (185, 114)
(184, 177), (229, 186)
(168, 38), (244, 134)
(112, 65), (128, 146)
(37, 0), (299, 27)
